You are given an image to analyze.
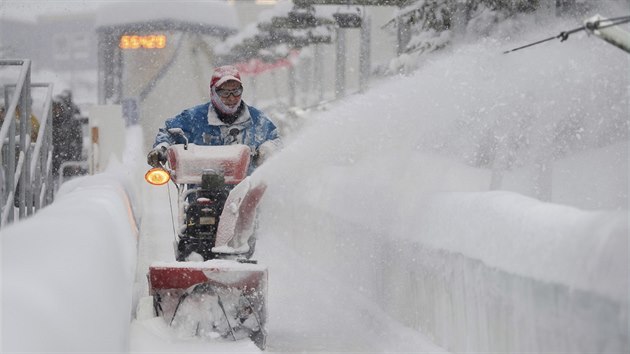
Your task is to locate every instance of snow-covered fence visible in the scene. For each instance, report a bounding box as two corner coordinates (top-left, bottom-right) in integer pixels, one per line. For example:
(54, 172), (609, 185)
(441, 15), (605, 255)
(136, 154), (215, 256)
(380, 192), (627, 353)
(267, 191), (628, 353)
(1, 172), (139, 352)
(0, 59), (55, 229)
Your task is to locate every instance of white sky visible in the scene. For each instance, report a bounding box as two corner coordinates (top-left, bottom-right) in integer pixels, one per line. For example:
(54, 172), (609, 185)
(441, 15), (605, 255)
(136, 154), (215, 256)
(0, 0), (242, 21)
(1, 0), (103, 20)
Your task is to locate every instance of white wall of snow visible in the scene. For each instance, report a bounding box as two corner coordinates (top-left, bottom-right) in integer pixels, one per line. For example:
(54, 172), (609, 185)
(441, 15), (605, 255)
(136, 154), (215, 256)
(0, 166), (140, 352)
(253, 12), (629, 351)
(257, 153), (628, 353)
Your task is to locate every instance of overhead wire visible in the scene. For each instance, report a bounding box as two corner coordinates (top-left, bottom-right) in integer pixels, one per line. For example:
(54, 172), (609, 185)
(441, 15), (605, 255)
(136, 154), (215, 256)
(503, 15), (630, 54)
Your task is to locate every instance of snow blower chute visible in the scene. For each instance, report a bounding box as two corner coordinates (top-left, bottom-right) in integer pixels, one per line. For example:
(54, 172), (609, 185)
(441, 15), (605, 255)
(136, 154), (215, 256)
(145, 142), (268, 349)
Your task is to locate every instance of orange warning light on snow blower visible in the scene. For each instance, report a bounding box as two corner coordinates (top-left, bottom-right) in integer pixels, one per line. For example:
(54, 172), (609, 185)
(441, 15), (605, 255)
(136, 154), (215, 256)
(145, 168), (170, 186)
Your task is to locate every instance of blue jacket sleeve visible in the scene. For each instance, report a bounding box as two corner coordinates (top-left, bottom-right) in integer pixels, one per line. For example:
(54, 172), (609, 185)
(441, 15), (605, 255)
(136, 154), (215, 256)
(153, 109), (194, 148)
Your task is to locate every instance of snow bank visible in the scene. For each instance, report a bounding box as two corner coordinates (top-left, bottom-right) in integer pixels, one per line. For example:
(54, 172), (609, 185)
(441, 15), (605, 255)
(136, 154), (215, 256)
(253, 10), (628, 353)
(259, 149), (628, 353)
(407, 191), (627, 301)
(1, 167), (139, 352)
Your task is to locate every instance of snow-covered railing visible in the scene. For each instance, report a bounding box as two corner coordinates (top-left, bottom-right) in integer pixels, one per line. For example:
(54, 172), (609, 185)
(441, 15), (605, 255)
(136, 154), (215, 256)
(1, 171), (139, 352)
(0, 59), (55, 229)
(270, 190), (628, 353)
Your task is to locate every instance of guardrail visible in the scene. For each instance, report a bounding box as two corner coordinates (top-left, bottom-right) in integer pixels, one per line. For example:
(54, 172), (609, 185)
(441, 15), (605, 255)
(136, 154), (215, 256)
(1, 171), (138, 352)
(0, 59), (54, 229)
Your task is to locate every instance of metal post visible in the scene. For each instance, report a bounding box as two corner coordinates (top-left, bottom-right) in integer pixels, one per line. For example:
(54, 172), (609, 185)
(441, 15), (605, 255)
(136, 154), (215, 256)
(45, 101), (54, 206)
(99, 29), (124, 104)
(452, 0), (469, 37)
(335, 27), (346, 99)
(26, 83), (52, 211)
(359, 13), (371, 93)
(18, 67), (31, 218)
(113, 39), (124, 104)
(301, 54), (312, 107)
(314, 43), (324, 102)
(396, 12), (411, 55)
(97, 30), (110, 104)
(288, 65), (296, 107)
(3, 88), (16, 223)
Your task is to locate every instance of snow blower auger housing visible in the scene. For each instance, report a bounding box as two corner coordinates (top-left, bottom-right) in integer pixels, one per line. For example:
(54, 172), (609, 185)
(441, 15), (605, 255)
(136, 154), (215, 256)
(145, 143), (268, 349)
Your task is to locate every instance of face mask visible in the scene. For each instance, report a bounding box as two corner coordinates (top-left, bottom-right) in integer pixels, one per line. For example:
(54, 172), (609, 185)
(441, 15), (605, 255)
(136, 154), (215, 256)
(211, 86), (241, 115)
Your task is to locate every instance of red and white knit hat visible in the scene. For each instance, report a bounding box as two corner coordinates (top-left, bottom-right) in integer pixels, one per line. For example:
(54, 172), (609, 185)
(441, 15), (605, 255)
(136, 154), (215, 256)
(210, 65), (242, 89)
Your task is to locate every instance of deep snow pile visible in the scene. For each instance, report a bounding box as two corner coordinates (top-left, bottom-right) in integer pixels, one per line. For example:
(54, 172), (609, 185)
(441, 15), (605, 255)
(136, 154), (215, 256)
(253, 4), (630, 279)
(0, 168), (140, 352)
(249, 10), (628, 352)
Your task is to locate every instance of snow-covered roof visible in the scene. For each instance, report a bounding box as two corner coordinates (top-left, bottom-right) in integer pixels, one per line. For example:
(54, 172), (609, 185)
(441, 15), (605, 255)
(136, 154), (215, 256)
(94, 2), (238, 30)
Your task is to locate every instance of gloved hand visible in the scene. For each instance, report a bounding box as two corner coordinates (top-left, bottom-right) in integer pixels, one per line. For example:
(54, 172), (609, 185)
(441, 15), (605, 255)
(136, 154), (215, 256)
(147, 146), (167, 167)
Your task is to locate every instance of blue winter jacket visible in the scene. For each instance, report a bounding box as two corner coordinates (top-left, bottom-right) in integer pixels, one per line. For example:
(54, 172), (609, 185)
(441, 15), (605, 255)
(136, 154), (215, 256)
(153, 101), (281, 172)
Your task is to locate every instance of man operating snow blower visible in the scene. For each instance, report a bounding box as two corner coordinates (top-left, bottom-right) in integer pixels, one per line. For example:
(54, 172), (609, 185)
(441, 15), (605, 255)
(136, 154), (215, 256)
(148, 65), (281, 261)
(148, 65), (281, 175)
(143, 65), (281, 349)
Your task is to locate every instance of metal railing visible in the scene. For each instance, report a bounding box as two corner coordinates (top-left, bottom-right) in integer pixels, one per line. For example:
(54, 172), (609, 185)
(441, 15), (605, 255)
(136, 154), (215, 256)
(1, 59), (54, 229)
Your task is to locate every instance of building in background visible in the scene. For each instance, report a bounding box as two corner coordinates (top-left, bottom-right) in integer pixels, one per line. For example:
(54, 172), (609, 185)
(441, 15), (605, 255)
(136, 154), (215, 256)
(0, 0), (278, 105)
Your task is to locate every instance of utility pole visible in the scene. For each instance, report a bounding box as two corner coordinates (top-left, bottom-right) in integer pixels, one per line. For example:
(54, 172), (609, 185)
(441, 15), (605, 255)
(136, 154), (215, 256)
(359, 14), (371, 93)
(335, 26), (347, 99)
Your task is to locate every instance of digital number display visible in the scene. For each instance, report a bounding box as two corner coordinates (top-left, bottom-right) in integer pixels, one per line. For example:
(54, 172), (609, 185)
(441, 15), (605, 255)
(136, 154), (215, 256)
(119, 35), (166, 49)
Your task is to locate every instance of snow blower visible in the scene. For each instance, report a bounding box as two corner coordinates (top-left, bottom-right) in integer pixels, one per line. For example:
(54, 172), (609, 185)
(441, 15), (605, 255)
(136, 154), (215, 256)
(144, 142), (268, 349)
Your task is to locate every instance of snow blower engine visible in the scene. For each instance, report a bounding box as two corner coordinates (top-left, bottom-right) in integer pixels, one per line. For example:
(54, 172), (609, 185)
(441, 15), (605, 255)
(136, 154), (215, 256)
(177, 168), (232, 261)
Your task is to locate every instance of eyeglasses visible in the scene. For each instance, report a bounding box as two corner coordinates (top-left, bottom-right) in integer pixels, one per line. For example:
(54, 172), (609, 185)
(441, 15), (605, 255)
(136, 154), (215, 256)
(216, 87), (243, 97)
